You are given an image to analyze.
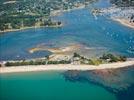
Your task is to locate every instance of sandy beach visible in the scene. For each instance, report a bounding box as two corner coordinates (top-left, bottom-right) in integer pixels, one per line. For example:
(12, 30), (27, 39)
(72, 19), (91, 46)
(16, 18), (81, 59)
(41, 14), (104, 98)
(114, 18), (134, 29)
(0, 60), (134, 73)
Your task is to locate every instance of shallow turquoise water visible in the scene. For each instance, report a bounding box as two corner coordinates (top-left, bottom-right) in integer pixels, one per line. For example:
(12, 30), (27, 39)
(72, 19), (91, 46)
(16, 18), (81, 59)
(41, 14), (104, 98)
(0, 0), (134, 60)
(0, 71), (117, 100)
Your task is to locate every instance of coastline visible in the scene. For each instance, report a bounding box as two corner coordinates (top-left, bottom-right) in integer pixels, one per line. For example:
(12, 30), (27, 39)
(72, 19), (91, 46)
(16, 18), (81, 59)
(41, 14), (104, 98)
(0, 24), (63, 34)
(113, 18), (134, 29)
(0, 5), (86, 34)
(0, 60), (134, 73)
(50, 4), (86, 16)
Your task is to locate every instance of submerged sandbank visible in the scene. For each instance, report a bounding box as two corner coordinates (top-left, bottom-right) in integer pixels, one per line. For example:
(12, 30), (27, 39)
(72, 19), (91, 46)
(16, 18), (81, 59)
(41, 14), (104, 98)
(0, 61), (134, 73)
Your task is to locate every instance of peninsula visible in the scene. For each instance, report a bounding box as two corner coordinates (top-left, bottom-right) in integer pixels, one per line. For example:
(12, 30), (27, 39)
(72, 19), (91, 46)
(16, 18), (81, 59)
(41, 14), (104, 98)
(0, 0), (96, 33)
(92, 0), (134, 29)
(1, 53), (133, 73)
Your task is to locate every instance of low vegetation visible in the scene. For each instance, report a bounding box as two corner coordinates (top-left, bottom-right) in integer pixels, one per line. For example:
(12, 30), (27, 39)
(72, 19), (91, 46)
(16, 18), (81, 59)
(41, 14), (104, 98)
(72, 53), (126, 65)
(4, 53), (127, 67)
(5, 60), (71, 67)
(100, 53), (127, 62)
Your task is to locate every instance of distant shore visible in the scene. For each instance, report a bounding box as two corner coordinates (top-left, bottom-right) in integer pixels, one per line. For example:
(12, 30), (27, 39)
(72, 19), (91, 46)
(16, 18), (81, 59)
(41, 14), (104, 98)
(0, 24), (63, 34)
(0, 4), (86, 34)
(96, 6), (134, 29)
(50, 4), (86, 16)
(0, 60), (134, 73)
(113, 18), (134, 29)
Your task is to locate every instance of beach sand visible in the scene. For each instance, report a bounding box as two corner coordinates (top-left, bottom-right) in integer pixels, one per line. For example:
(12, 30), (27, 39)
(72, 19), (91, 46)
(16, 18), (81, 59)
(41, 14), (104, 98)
(0, 61), (134, 73)
(114, 18), (134, 29)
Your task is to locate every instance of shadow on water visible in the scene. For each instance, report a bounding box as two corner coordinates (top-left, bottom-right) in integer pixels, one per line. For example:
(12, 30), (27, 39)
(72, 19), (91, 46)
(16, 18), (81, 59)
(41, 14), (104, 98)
(62, 66), (134, 100)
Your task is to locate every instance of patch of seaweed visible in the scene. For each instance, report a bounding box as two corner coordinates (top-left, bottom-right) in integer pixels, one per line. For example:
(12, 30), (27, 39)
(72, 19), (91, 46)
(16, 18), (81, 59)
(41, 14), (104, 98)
(63, 65), (134, 100)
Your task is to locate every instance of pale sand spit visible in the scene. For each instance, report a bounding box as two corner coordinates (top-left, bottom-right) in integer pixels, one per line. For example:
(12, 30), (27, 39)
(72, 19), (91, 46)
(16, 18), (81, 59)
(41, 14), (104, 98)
(114, 18), (134, 29)
(0, 61), (134, 73)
